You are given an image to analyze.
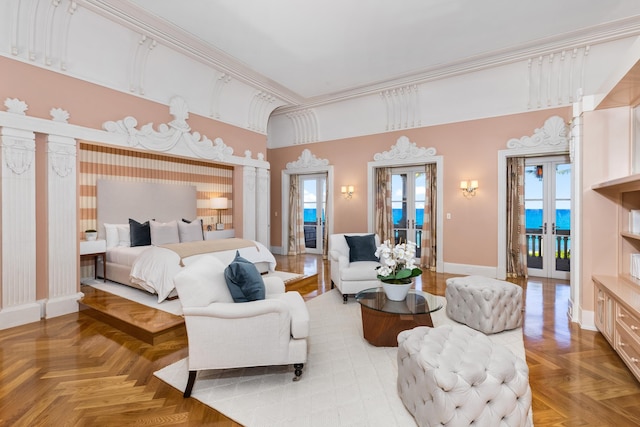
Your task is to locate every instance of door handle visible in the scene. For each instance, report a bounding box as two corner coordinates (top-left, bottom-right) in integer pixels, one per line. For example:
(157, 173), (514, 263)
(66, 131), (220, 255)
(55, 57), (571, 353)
(543, 222), (547, 234)
(552, 223), (556, 234)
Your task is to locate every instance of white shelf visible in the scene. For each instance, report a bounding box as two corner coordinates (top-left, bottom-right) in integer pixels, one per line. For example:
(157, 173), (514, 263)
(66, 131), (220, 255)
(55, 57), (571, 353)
(204, 229), (235, 240)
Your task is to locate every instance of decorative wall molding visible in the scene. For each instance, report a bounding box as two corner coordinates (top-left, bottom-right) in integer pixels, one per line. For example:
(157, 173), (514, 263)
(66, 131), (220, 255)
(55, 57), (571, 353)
(506, 115), (569, 150)
(103, 96), (235, 161)
(286, 109), (318, 144)
(48, 138), (75, 177)
(373, 135), (436, 162)
(380, 85), (421, 131)
(527, 46), (590, 109)
(5, 98), (28, 115)
(50, 107), (69, 123)
(60, 0), (78, 71)
(2, 133), (35, 175)
(129, 34), (156, 95)
(210, 72), (231, 119)
(248, 91), (277, 133)
(285, 148), (329, 170)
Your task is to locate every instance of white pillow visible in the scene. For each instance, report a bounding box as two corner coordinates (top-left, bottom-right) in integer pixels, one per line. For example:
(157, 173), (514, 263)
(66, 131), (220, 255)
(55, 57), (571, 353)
(116, 224), (131, 247)
(150, 220), (180, 245)
(104, 223), (128, 249)
(178, 219), (204, 242)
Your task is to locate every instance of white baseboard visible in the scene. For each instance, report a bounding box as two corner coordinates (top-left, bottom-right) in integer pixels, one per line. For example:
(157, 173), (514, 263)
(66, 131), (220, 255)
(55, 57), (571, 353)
(0, 303), (41, 330)
(578, 308), (597, 331)
(45, 292), (84, 318)
(443, 262), (498, 278)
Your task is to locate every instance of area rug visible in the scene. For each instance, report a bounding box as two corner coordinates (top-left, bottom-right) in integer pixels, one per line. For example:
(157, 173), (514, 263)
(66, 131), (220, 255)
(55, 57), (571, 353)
(154, 289), (530, 427)
(82, 271), (303, 317)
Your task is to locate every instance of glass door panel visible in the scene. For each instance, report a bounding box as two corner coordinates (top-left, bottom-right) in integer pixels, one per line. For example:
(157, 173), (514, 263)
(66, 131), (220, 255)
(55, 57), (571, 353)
(391, 167), (425, 259)
(301, 175), (326, 254)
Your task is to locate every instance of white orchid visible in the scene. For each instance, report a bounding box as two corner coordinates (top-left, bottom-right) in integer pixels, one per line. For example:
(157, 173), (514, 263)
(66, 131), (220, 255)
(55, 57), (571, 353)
(375, 240), (422, 283)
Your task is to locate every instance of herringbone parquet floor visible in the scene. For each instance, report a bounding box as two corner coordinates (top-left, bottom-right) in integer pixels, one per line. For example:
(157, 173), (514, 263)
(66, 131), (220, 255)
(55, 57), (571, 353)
(0, 254), (639, 426)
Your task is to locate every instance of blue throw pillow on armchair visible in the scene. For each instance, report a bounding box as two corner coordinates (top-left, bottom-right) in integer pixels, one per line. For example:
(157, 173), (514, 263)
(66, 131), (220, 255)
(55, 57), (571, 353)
(224, 251), (266, 302)
(345, 234), (379, 262)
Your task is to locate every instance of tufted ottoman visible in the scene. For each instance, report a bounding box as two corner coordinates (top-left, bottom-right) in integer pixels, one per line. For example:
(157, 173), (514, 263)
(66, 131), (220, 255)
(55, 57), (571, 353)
(445, 275), (523, 334)
(397, 325), (532, 427)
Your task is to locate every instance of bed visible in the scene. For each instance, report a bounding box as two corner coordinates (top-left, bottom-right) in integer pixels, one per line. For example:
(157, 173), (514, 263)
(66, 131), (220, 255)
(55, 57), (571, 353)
(96, 179), (276, 302)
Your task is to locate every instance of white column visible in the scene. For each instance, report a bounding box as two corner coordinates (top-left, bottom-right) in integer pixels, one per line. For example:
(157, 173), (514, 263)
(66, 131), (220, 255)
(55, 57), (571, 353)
(45, 134), (82, 318)
(242, 165), (257, 241)
(0, 126), (39, 329)
(256, 167), (270, 246)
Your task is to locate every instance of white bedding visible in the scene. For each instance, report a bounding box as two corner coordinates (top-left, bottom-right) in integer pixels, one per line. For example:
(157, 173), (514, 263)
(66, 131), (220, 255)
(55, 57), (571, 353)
(115, 241), (277, 302)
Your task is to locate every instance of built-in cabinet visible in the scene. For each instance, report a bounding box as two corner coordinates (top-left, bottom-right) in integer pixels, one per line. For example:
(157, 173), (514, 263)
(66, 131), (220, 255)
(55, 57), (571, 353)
(592, 175), (640, 382)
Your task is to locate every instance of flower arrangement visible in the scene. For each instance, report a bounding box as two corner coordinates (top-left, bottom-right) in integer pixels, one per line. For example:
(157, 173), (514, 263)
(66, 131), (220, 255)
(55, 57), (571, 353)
(375, 240), (422, 284)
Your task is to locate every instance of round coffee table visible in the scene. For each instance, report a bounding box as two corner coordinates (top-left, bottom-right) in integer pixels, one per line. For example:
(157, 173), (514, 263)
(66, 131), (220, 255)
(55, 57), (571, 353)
(355, 287), (443, 347)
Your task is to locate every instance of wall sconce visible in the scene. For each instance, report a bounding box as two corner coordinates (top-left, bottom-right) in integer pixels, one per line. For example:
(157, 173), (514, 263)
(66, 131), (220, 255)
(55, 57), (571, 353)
(460, 180), (478, 198)
(341, 185), (354, 200)
(210, 197), (228, 229)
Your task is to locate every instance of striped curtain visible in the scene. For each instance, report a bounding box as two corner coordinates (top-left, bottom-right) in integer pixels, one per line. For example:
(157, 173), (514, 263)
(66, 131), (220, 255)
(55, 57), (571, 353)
(420, 163), (437, 270)
(288, 175), (306, 255)
(374, 167), (394, 243)
(507, 157), (528, 277)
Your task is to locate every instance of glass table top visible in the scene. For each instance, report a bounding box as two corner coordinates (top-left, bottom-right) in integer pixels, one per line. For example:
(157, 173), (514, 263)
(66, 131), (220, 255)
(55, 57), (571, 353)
(355, 287), (443, 315)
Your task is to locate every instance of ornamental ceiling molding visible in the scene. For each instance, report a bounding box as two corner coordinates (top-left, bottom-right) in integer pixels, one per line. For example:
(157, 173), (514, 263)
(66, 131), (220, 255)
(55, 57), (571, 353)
(285, 148), (329, 171)
(373, 135), (437, 163)
(103, 96), (234, 162)
(506, 115), (569, 150)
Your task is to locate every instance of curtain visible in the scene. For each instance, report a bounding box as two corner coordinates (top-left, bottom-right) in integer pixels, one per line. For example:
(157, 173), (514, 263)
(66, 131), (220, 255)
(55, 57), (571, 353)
(374, 167), (394, 243)
(322, 173), (329, 259)
(420, 163), (437, 270)
(506, 157), (528, 277)
(288, 175), (306, 255)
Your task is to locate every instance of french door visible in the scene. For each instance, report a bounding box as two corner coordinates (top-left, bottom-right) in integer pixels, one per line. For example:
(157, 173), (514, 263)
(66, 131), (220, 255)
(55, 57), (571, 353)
(391, 167), (426, 258)
(524, 156), (571, 279)
(300, 174), (326, 254)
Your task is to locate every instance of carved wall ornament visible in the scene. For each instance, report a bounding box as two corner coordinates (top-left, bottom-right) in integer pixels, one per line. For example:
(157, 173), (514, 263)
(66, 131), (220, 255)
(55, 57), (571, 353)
(286, 148), (329, 170)
(2, 137), (35, 175)
(373, 135), (436, 161)
(4, 98), (28, 115)
(50, 107), (70, 123)
(48, 141), (76, 177)
(506, 116), (569, 149)
(102, 96), (233, 161)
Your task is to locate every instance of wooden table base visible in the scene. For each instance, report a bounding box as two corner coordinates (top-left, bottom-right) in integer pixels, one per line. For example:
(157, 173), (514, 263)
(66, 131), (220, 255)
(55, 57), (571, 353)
(360, 305), (434, 347)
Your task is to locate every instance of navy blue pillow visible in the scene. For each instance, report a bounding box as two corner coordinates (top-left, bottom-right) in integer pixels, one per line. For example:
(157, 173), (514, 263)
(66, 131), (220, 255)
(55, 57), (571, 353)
(345, 234), (378, 262)
(224, 251), (266, 302)
(129, 218), (151, 247)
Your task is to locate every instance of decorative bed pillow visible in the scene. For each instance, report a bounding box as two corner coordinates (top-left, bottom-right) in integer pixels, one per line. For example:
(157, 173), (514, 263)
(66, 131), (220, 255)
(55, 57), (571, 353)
(150, 220), (180, 245)
(104, 223), (130, 248)
(179, 218), (204, 242)
(116, 224), (131, 247)
(129, 218), (151, 247)
(224, 251), (266, 302)
(345, 234), (379, 262)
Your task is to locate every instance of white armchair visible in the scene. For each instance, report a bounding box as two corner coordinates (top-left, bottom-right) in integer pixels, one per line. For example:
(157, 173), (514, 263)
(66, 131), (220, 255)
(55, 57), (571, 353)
(173, 255), (309, 397)
(329, 233), (381, 303)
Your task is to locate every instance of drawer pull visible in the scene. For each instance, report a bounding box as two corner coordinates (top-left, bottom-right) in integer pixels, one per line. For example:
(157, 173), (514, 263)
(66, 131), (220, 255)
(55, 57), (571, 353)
(632, 357), (639, 364)
(632, 325), (639, 331)
(619, 313), (625, 318)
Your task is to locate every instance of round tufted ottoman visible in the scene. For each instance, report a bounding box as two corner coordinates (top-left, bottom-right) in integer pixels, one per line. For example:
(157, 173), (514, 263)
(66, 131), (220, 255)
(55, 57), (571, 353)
(445, 275), (523, 334)
(397, 325), (532, 427)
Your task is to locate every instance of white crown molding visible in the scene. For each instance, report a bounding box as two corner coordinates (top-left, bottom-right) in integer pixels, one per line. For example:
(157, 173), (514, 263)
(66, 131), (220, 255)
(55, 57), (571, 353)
(286, 109), (319, 144)
(373, 135), (437, 163)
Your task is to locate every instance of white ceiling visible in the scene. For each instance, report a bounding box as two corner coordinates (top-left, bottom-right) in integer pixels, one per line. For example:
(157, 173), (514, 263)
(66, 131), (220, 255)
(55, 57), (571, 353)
(124, 0), (640, 103)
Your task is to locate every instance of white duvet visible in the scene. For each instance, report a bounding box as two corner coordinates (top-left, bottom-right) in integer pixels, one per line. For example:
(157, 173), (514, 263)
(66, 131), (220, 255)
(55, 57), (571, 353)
(127, 241), (277, 302)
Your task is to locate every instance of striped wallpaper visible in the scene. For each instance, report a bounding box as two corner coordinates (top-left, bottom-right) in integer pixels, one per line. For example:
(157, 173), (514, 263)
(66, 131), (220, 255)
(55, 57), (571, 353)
(78, 142), (233, 237)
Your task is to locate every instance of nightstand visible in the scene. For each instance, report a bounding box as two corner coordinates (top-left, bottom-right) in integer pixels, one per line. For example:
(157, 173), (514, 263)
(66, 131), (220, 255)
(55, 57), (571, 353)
(204, 229), (235, 240)
(80, 239), (107, 282)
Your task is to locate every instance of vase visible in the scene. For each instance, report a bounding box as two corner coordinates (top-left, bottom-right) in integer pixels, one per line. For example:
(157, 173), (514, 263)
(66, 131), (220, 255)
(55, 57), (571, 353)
(85, 231), (97, 241)
(381, 280), (413, 301)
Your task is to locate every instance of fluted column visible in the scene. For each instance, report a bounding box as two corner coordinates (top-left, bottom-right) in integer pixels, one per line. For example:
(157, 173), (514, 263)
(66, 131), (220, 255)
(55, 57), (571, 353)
(242, 165), (257, 241)
(256, 167), (270, 246)
(0, 126), (39, 329)
(45, 134), (82, 318)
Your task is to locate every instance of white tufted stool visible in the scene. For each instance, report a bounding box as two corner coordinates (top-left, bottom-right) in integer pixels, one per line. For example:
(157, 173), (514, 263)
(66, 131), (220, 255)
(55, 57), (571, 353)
(397, 325), (532, 427)
(445, 275), (523, 334)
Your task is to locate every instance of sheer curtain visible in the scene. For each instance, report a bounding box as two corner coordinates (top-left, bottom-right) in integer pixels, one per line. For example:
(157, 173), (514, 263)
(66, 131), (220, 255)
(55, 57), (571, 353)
(420, 163), (437, 270)
(321, 173), (329, 259)
(374, 167), (394, 243)
(287, 175), (306, 255)
(506, 157), (527, 277)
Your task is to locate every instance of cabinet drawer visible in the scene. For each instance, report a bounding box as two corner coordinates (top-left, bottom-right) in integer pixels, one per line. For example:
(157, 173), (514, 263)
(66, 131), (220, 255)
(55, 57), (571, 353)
(617, 305), (640, 342)
(615, 324), (640, 380)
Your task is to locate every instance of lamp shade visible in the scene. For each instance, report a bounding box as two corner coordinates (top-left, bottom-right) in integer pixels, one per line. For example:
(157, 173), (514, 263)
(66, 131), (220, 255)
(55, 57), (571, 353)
(210, 197), (228, 209)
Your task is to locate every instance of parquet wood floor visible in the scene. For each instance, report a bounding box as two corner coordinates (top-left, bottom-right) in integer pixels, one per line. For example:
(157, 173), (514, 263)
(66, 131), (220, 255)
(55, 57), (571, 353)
(0, 254), (639, 426)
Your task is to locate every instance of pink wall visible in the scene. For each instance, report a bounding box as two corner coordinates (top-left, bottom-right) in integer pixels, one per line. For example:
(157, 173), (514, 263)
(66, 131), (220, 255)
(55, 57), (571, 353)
(1, 56), (267, 239)
(268, 107), (571, 268)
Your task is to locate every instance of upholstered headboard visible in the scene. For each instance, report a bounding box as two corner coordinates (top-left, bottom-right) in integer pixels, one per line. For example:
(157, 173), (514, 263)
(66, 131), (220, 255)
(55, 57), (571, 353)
(96, 179), (197, 239)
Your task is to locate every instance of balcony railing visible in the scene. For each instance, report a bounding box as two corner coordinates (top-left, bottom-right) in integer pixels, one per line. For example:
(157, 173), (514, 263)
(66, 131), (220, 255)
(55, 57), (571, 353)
(526, 228), (570, 272)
